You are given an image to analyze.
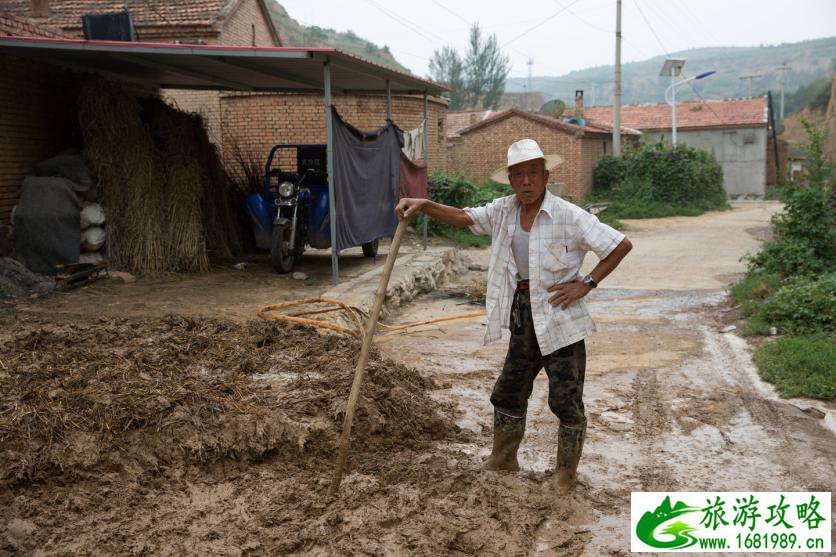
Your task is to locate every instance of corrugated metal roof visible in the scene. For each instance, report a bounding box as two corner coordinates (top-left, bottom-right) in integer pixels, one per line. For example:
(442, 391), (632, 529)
(0, 36), (448, 95)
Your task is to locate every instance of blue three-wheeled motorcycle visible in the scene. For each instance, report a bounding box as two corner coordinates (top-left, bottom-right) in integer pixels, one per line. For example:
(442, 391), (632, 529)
(245, 144), (379, 273)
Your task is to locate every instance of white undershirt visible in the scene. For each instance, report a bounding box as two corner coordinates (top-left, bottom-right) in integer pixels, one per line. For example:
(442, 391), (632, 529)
(512, 210), (530, 280)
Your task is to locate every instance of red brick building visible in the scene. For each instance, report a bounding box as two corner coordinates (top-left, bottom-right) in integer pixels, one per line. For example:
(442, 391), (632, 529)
(448, 108), (639, 200)
(0, 11), (80, 224)
(222, 92), (448, 177)
(0, 1), (448, 225)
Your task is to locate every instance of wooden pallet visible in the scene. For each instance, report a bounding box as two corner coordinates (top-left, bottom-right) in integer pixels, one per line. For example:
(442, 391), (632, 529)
(54, 262), (108, 291)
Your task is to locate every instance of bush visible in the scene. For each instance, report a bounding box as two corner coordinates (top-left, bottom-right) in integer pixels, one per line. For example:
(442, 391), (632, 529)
(752, 274), (836, 335)
(746, 121), (835, 279)
(613, 175), (654, 203)
(592, 154), (627, 194)
(591, 141), (728, 217)
(745, 236), (823, 277)
(730, 271), (781, 304)
(425, 171), (506, 246)
(754, 335), (835, 399)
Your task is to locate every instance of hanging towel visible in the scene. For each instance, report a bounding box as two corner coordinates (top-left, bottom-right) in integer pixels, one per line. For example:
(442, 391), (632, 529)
(331, 106), (403, 252)
(401, 119), (426, 161)
(399, 152), (428, 199)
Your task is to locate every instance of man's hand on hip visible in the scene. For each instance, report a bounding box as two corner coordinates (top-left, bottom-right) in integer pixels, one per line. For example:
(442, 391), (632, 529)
(547, 279), (592, 309)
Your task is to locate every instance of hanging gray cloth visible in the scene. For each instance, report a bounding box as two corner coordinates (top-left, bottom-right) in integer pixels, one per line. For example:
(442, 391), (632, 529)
(331, 107), (403, 252)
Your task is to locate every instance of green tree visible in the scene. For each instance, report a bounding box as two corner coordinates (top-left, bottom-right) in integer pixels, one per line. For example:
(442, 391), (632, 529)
(428, 23), (510, 110)
(428, 45), (465, 109)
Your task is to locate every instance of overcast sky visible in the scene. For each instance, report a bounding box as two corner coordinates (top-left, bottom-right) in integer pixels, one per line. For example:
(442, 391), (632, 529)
(278, 0), (836, 79)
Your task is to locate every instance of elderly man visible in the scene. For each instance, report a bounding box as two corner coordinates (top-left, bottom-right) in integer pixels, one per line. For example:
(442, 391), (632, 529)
(396, 139), (632, 492)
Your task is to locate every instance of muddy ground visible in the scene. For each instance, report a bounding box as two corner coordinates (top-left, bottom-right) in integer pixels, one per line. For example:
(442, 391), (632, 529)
(1, 202), (834, 555)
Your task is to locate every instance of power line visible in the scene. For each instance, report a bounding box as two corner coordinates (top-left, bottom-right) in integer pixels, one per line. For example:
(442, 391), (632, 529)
(549, 0), (613, 34)
(642, 1), (696, 49)
(632, 0), (669, 56)
(671, 0), (724, 46)
(631, 1), (727, 127)
(500, 0), (584, 48)
(361, 0), (446, 46)
(430, 0), (470, 25)
(684, 79), (727, 127)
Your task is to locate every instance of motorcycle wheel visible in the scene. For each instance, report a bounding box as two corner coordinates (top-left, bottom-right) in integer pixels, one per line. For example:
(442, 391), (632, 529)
(362, 239), (379, 258)
(270, 223), (295, 273)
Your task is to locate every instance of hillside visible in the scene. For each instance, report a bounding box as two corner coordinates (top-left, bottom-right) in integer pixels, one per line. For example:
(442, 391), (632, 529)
(267, 2), (409, 73)
(506, 37), (836, 107)
(780, 76), (836, 161)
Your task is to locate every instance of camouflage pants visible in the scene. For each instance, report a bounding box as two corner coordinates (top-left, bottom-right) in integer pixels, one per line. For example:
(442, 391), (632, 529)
(490, 287), (587, 427)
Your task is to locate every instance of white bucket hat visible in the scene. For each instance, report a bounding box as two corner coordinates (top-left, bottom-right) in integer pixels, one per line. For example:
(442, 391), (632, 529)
(489, 138), (563, 184)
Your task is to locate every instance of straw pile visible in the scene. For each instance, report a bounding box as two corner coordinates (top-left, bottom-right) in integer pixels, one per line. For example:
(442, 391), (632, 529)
(0, 316), (455, 483)
(77, 79), (241, 273)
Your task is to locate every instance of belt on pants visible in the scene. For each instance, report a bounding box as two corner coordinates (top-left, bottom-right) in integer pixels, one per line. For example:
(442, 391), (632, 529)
(516, 279), (530, 291)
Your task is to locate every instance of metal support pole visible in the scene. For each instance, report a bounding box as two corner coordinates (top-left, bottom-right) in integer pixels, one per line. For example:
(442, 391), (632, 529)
(671, 69), (677, 145)
(612, 0), (622, 156)
(324, 59), (339, 285)
(385, 79), (392, 120)
(422, 92), (429, 251)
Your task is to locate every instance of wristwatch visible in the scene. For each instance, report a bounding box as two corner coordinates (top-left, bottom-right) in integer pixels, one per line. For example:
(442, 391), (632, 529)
(582, 274), (598, 288)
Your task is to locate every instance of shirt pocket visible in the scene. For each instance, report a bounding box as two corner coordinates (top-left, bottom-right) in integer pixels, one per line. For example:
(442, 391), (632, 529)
(543, 241), (579, 271)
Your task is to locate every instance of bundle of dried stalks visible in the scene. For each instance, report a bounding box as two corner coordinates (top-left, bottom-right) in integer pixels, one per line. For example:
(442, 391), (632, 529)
(77, 79), (241, 273)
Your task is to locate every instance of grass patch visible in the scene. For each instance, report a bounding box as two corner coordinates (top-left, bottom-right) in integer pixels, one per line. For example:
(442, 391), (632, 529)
(597, 210), (622, 230)
(438, 226), (491, 248)
(606, 199), (730, 219)
(763, 185), (783, 200)
(753, 334), (836, 399)
(730, 271), (781, 305)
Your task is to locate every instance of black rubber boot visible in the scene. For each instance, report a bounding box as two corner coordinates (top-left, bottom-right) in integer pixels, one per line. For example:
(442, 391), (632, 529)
(483, 409), (525, 471)
(553, 420), (586, 493)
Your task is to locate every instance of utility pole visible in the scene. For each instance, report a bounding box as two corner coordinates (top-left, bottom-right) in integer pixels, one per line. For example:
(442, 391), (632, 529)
(613, 0), (622, 156)
(739, 73), (762, 99)
(527, 58), (533, 95)
(777, 63), (790, 119)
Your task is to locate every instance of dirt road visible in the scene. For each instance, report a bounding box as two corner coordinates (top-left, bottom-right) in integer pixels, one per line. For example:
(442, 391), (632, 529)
(377, 201), (836, 555)
(2, 202), (833, 555)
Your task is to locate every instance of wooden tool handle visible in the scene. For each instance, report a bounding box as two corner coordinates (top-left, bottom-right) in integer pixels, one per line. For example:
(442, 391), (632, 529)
(329, 219), (407, 496)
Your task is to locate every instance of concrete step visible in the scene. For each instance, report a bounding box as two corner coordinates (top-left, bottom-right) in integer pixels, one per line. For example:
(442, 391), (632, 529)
(322, 246), (465, 324)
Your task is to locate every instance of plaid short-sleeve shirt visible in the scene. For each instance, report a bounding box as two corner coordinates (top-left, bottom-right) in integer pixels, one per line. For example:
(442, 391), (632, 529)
(463, 190), (625, 355)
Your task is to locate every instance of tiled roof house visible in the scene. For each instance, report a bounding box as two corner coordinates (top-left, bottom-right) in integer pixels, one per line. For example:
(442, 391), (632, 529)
(1, 0), (282, 44)
(585, 98), (771, 197)
(448, 103), (640, 200)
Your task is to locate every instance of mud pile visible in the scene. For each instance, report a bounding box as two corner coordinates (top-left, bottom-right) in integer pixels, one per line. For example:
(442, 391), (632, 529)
(0, 316), (572, 555)
(0, 316), (454, 482)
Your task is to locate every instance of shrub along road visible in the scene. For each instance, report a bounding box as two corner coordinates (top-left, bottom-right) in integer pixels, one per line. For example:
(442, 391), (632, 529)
(377, 201), (835, 555)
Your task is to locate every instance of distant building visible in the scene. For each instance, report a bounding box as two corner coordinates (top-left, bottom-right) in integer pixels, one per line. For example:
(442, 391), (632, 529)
(447, 92), (640, 201)
(585, 98), (769, 198)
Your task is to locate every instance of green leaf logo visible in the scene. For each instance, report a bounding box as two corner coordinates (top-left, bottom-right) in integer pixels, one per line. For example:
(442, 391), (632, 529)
(636, 496), (701, 549)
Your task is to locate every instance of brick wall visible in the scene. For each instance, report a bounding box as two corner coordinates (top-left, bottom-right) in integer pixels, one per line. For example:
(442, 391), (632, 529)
(446, 137), (465, 176)
(219, 0), (276, 46)
(580, 135), (609, 199)
(457, 114), (585, 198)
(0, 13), (79, 223)
(220, 93), (448, 177)
(162, 0), (278, 150)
